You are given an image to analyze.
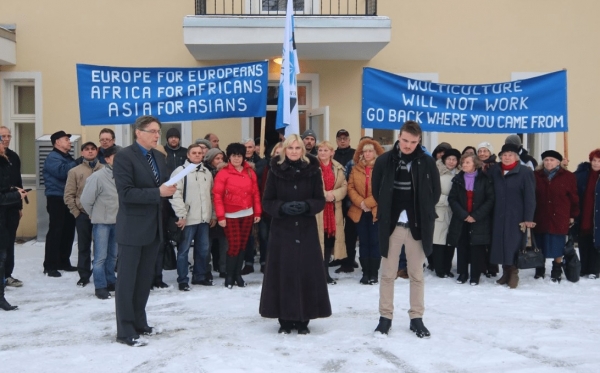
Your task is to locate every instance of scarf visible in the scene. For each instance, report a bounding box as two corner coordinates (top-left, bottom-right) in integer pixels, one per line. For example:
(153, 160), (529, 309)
(464, 170), (477, 213)
(500, 161), (518, 174)
(320, 161), (336, 237)
(543, 166), (560, 181)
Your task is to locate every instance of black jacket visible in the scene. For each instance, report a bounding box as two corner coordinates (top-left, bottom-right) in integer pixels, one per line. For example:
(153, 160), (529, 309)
(334, 147), (355, 167)
(165, 145), (187, 176)
(447, 170), (495, 246)
(372, 141), (441, 257)
(4, 148), (22, 209)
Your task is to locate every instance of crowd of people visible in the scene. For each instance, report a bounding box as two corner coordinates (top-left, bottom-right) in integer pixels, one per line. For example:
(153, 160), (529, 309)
(0, 117), (599, 347)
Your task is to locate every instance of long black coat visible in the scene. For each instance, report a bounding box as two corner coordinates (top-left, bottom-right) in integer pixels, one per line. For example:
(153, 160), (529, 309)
(259, 155), (331, 321)
(372, 142), (441, 257)
(488, 163), (536, 265)
(447, 170), (495, 247)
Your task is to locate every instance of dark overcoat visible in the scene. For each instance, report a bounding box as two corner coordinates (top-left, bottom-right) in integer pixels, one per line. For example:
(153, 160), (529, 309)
(533, 167), (579, 235)
(573, 162), (600, 243)
(259, 155), (331, 321)
(488, 163), (536, 265)
(372, 142), (441, 258)
(447, 170), (495, 247)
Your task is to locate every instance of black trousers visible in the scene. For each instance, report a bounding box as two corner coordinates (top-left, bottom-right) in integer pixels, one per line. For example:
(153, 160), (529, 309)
(579, 234), (600, 276)
(115, 237), (160, 339)
(343, 216), (358, 265)
(154, 200), (172, 283)
(44, 196), (76, 271)
(75, 213), (93, 281)
(0, 215), (9, 297)
(432, 243), (454, 277)
(456, 224), (486, 279)
(4, 207), (20, 278)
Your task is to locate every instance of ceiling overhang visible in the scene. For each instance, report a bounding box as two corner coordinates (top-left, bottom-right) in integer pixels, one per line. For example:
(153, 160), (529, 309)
(0, 27), (16, 65)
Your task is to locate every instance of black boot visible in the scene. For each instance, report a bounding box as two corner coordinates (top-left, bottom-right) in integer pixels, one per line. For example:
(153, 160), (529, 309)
(324, 247), (336, 285)
(410, 318), (431, 338)
(296, 320), (310, 335)
(534, 266), (546, 279)
(224, 254), (236, 289)
(551, 261), (562, 283)
(359, 258), (370, 285)
(374, 316), (392, 334)
(234, 250), (247, 287)
(0, 267), (17, 311)
(278, 319), (293, 334)
(369, 258), (380, 284)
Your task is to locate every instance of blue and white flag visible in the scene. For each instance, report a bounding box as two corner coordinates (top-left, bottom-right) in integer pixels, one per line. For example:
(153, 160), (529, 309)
(362, 68), (568, 134)
(275, 0), (300, 136)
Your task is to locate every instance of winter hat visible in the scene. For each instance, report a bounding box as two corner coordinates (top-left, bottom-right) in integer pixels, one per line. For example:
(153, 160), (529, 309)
(225, 142), (246, 158)
(437, 142), (452, 150)
(541, 150), (563, 163)
(301, 129), (317, 141)
(499, 143), (520, 156)
(441, 148), (462, 164)
(505, 134), (522, 147)
(166, 128), (181, 140)
(195, 138), (212, 149)
(80, 141), (97, 151)
(204, 148), (224, 165)
(50, 130), (71, 145)
(476, 141), (494, 154)
(103, 145), (120, 159)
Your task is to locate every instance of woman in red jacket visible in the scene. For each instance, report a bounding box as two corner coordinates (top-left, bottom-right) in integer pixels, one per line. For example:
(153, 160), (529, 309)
(533, 150), (579, 283)
(213, 143), (261, 288)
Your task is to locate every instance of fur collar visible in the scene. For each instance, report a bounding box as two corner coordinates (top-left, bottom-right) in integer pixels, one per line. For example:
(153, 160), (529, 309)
(269, 154), (321, 180)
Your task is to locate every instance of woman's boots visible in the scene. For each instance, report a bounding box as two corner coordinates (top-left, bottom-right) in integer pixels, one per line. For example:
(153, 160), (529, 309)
(496, 265), (511, 285)
(551, 260), (562, 283)
(496, 265), (519, 288)
(359, 258), (370, 285)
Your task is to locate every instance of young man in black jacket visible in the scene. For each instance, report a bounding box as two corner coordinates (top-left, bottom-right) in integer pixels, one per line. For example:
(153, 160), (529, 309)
(371, 120), (441, 338)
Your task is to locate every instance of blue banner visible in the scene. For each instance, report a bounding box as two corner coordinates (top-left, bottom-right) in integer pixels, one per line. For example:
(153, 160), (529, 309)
(76, 61), (268, 125)
(362, 68), (568, 133)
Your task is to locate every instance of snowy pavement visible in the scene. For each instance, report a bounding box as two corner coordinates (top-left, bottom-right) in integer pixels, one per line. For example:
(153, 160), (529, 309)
(1, 240), (599, 373)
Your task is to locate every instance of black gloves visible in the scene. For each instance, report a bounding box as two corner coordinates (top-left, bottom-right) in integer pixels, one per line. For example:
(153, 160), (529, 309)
(280, 201), (309, 216)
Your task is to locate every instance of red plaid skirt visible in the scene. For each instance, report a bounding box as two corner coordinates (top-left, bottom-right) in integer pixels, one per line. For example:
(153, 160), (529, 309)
(224, 215), (254, 256)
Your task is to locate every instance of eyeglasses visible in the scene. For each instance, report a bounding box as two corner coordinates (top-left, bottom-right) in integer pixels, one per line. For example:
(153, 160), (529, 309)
(1, 135), (11, 139)
(139, 129), (162, 135)
(99, 138), (114, 142)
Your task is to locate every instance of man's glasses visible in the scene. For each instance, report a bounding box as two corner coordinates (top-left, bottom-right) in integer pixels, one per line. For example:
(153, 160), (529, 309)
(99, 138), (114, 142)
(139, 129), (162, 135)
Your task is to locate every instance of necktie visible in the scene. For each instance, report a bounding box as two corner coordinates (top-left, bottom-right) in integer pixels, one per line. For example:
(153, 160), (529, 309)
(146, 152), (160, 185)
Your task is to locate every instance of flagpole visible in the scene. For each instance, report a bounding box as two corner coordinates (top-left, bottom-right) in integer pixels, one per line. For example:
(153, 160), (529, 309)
(259, 116), (266, 158)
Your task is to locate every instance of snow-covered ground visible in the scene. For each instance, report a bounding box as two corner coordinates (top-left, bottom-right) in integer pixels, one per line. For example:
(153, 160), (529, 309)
(1, 240), (599, 373)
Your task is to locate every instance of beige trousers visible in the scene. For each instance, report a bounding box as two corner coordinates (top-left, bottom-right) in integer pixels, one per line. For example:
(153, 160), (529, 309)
(379, 225), (426, 320)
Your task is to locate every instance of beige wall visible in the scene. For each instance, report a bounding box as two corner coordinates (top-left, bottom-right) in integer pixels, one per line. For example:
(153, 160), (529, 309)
(2, 0), (599, 235)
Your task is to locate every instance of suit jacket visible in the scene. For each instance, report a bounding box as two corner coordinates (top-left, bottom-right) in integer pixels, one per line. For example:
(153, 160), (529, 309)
(113, 143), (168, 246)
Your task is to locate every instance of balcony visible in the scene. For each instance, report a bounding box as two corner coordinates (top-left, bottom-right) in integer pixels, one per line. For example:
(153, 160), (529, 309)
(184, 0), (391, 61)
(0, 25), (16, 65)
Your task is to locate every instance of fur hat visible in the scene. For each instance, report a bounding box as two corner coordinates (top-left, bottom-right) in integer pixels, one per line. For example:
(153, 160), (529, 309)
(541, 150), (563, 163)
(499, 143), (520, 156)
(441, 148), (462, 164)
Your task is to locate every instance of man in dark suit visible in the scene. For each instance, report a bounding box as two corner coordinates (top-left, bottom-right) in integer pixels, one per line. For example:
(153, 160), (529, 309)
(113, 115), (176, 347)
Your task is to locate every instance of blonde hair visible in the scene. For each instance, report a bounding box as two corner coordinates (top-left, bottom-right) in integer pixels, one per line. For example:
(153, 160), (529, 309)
(270, 142), (283, 158)
(359, 143), (377, 165)
(277, 134), (309, 165)
(317, 140), (334, 152)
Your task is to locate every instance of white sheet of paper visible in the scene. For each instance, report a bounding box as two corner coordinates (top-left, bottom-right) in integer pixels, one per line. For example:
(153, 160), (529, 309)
(165, 163), (197, 186)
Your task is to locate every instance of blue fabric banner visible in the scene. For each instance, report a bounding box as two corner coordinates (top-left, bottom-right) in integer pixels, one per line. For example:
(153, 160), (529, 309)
(362, 68), (568, 133)
(76, 61), (268, 125)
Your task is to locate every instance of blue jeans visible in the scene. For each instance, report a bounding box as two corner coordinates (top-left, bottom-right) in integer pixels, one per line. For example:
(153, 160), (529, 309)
(92, 224), (117, 289)
(177, 223), (209, 284)
(356, 212), (380, 259)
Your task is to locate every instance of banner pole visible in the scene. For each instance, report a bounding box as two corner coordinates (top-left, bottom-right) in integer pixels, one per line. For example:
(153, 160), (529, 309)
(259, 116), (266, 158)
(563, 131), (569, 165)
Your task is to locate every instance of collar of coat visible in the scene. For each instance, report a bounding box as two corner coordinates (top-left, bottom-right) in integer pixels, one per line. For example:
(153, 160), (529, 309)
(183, 160), (208, 173)
(269, 154), (321, 180)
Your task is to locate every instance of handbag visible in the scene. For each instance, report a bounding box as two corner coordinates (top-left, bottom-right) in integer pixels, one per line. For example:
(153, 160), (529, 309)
(516, 228), (545, 269)
(562, 234), (581, 283)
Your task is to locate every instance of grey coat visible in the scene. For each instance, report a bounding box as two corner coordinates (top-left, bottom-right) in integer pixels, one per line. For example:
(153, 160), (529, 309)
(80, 165), (118, 224)
(488, 163), (536, 265)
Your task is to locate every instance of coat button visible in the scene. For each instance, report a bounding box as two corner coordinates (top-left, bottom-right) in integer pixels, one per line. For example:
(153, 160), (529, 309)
(296, 240), (300, 243)
(294, 185), (297, 189)
(295, 222), (298, 226)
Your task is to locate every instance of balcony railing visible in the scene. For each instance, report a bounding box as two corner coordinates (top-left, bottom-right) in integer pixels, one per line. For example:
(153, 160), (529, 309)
(195, 0), (377, 16)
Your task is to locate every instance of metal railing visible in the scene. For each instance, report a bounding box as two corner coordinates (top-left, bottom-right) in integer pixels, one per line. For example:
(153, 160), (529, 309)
(195, 0), (377, 16)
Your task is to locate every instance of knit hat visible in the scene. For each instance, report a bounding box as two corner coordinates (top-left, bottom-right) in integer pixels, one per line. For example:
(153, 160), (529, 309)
(499, 143), (520, 156)
(195, 138), (212, 149)
(166, 128), (181, 140)
(505, 134), (522, 147)
(541, 150), (563, 163)
(204, 148), (224, 165)
(301, 129), (317, 141)
(476, 141), (494, 154)
(441, 148), (462, 164)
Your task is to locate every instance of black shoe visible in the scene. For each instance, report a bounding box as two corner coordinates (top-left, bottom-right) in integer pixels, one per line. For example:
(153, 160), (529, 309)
(152, 281), (169, 289)
(60, 265), (77, 272)
(326, 275), (337, 285)
(360, 274), (370, 285)
(0, 297), (18, 311)
(297, 323), (310, 335)
(135, 326), (158, 336)
(107, 283), (116, 292)
(240, 264), (254, 275)
(469, 278), (480, 286)
(456, 274), (468, 284)
(353, 261), (359, 268)
(410, 318), (431, 338)
(260, 264), (266, 273)
(77, 278), (90, 287)
(335, 264), (354, 274)
(178, 283), (190, 291)
(534, 267), (546, 279)
(278, 320), (293, 334)
(446, 272), (455, 278)
(368, 276), (379, 285)
(192, 279), (214, 286)
(374, 316), (392, 335)
(116, 336), (147, 347)
(44, 269), (62, 278)
(328, 259), (342, 267)
(95, 288), (111, 300)
(436, 273), (448, 279)
(235, 275), (247, 287)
